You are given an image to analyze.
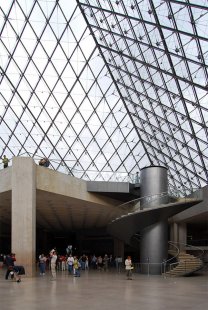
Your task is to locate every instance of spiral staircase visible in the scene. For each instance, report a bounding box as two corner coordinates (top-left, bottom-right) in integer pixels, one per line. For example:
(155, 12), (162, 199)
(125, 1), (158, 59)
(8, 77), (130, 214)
(107, 194), (202, 248)
(107, 192), (203, 276)
(163, 242), (204, 277)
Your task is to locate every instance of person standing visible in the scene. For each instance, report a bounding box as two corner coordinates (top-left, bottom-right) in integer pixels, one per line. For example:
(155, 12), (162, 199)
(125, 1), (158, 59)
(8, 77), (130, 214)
(85, 256), (89, 270)
(115, 256), (122, 273)
(103, 254), (109, 271)
(80, 254), (86, 270)
(50, 249), (57, 280)
(109, 254), (113, 268)
(73, 256), (80, 277)
(91, 254), (97, 269)
(125, 256), (133, 280)
(2, 155), (9, 168)
(117, 256), (122, 273)
(39, 254), (47, 275)
(60, 255), (67, 271)
(97, 256), (103, 270)
(67, 254), (74, 274)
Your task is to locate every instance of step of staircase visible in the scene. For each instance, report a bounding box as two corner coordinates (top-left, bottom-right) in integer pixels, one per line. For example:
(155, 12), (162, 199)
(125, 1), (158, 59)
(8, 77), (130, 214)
(164, 252), (203, 277)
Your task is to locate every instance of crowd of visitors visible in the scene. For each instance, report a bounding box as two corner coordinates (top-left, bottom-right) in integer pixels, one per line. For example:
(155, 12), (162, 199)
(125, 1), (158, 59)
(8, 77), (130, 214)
(35, 251), (129, 280)
(37, 252), (115, 276)
(1, 251), (134, 282)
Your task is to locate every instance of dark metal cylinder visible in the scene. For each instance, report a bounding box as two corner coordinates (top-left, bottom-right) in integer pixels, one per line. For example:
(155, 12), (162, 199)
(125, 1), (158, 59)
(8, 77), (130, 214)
(140, 166), (168, 275)
(140, 220), (168, 274)
(140, 165), (168, 209)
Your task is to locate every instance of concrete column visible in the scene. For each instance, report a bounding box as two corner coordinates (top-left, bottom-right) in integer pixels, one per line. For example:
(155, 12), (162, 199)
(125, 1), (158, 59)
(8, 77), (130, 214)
(12, 157), (36, 277)
(140, 166), (168, 274)
(140, 166), (168, 208)
(170, 222), (178, 242)
(114, 238), (124, 260)
(178, 223), (187, 252)
(140, 220), (168, 274)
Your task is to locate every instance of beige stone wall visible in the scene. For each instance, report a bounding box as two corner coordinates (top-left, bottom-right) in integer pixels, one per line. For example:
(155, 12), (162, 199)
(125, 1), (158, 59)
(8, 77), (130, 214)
(36, 165), (119, 207)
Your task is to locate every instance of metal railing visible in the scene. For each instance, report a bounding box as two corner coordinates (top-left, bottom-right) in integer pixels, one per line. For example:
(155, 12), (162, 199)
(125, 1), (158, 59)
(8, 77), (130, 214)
(163, 241), (204, 277)
(0, 154), (203, 198)
(111, 189), (202, 223)
(0, 153), (139, 183)
(130, 241), (204, 277)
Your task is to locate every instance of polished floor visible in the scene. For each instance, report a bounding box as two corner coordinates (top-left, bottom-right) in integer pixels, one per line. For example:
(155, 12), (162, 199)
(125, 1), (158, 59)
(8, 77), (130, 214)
(0, 267), (207, 310)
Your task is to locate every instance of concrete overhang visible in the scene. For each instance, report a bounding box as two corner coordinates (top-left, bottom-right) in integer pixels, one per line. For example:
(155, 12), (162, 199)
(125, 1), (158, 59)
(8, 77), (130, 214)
(169, 186), (208, 225)
(87, 181), (140, 202)
(107, 198), (203, 244)
(0, 160), (126, 233)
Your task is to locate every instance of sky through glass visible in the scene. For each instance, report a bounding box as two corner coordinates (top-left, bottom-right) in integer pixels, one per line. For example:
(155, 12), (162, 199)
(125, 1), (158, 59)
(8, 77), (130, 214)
(0, 0), (208, 196)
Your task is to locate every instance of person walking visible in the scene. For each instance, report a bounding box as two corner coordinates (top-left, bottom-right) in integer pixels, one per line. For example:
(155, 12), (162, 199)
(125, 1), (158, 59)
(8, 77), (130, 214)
(125, 256), (133, 280)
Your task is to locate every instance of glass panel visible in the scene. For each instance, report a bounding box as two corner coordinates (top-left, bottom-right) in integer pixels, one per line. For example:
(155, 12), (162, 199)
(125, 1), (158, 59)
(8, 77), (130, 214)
(0, 0), (207, 194)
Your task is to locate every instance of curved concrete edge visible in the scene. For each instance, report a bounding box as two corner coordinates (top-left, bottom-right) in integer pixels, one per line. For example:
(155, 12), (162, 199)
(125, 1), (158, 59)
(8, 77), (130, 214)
(107, 198), (202, 245)
(0, 157), (121, 207)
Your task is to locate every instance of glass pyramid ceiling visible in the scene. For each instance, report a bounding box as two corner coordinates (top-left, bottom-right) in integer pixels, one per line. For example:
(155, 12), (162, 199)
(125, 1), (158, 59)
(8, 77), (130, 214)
(0, 0), (208, 196)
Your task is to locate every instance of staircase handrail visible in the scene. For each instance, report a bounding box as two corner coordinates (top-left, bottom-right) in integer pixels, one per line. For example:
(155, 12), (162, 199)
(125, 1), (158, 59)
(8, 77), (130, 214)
(168, 241), (204, 261)
(111, 192), (202, 226)
(117, 191), (169, 210)
(163, 241), (204, 275)
(165, 241), (180, 265)
(112, 192), (197, 222)
(111, 191), (171, 222)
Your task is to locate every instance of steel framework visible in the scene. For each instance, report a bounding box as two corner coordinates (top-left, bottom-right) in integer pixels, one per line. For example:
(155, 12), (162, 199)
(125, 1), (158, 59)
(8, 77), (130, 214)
(0, 0), (207, 195)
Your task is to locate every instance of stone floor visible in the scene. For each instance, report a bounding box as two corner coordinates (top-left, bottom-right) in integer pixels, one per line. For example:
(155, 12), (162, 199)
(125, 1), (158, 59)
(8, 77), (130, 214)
(0, 267), (207, 310)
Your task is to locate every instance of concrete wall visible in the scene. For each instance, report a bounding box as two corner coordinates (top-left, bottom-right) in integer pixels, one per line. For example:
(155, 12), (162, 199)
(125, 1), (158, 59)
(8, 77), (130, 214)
(11, 157), (36, 277)
(170, 186), (208, 222)
(37, 165), (120, 207)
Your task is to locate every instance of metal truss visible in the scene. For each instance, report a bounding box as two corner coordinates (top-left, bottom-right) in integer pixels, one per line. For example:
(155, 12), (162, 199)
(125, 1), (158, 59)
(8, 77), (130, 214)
(76, 0), (208, 195)
(0, 0), (207, 195)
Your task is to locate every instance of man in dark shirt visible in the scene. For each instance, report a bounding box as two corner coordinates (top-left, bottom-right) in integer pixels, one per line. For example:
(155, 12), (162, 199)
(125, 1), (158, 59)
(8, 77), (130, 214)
(5, 253), (15, 280)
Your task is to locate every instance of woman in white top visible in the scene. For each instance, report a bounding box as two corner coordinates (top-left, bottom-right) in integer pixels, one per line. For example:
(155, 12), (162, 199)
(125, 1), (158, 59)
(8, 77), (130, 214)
(67, 254), (74, 274)
(125, 256), (133, 280)
(50, 250), (57, 280)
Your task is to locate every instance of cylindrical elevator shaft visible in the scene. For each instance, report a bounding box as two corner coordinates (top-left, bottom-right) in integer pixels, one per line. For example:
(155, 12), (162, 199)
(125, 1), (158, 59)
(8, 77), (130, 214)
(140, 166), (168, 274)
